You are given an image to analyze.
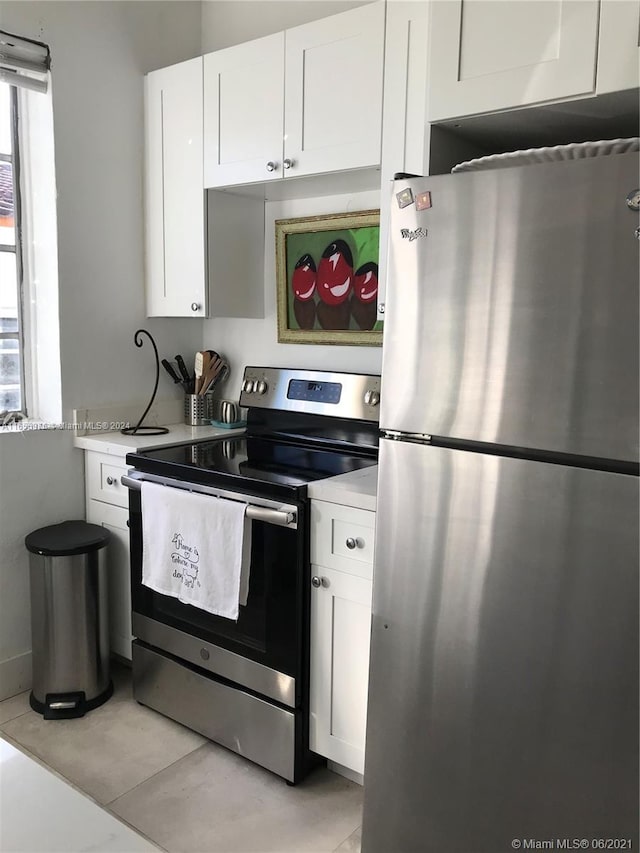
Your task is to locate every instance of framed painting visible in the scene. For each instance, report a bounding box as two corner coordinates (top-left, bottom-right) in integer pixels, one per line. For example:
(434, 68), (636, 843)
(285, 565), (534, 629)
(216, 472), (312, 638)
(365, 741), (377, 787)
(275, 210), (382, 345)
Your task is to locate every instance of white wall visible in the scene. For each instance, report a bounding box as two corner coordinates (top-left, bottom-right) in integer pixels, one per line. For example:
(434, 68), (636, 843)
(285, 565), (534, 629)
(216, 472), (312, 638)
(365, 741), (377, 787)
(0, 431), (82, 697)
(0, 0), (385, 699)
(201, 1), (383, 398)
(201, 0), (369, 51)
(0, 1), (203, 699)
(205, 189), (383, 400)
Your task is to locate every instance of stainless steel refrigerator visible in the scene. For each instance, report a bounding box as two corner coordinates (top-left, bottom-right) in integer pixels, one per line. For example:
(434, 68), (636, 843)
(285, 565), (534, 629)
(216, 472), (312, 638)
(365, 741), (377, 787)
(362, 150), (639, 852)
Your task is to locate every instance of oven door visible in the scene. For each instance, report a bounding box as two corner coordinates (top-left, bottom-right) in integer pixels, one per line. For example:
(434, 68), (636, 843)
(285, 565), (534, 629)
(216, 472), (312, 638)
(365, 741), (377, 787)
(124, 472), (306, 710)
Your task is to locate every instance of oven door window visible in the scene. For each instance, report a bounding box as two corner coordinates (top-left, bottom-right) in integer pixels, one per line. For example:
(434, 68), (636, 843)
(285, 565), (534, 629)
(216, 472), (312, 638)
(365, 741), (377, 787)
(129, 491), (304, 678)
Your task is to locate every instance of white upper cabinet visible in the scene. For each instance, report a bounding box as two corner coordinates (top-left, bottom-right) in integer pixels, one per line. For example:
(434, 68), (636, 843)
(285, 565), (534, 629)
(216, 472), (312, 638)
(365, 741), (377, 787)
(284, 2), (385, 178)
(427, 0), (600, 122)
(377, 0), (430, 324)
(597, 0), (640, 95)
(203, 2), (385, 188)
(145, 57), (207, 317)
(203, 33), (285, 187)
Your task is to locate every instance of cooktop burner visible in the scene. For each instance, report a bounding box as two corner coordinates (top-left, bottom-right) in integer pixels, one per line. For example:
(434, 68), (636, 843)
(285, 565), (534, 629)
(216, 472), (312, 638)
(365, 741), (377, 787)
(128, 436), (377, 499)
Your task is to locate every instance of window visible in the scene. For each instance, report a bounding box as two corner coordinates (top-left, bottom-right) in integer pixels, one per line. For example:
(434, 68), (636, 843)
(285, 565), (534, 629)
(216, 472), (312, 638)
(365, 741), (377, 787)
(0, 82), (24, 416)
(0, 30), (59, 425)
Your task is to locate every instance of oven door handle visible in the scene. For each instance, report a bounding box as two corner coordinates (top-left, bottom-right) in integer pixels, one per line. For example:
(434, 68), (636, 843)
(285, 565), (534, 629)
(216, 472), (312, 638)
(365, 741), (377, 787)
(121, 473), (297, 528)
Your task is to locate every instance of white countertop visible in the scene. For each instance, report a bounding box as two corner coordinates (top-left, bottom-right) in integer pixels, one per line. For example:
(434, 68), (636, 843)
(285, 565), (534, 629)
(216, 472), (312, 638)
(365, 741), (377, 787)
(307, 465), (378, 512)
(74, 423), (245, 456)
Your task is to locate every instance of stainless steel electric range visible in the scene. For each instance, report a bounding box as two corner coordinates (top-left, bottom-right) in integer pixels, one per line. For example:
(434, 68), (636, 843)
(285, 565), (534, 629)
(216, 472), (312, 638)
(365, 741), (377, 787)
(123, 367), (380, 784)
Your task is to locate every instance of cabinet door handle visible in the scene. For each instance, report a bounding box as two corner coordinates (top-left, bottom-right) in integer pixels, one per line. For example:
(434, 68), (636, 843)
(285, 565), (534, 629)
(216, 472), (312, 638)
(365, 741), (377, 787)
(311, 576), (329, 588)
(191, 303), (201, 312)
(266, 161), (277, 172)
(283, 158), (294, 170)
(346, 537), (364, 550)
(106, 476), (116, 486)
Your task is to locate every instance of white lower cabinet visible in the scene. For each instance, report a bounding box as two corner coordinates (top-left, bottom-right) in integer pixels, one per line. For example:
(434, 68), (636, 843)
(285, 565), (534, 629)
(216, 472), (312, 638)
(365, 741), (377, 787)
(87, 501), (132, 661)
(310, 565), (372, 775)
(85, 452), (133, 661)
(309, 500), (375, 776)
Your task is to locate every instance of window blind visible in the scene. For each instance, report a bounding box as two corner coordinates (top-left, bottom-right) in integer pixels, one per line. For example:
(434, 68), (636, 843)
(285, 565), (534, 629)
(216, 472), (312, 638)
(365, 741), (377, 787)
(0, 30), (50, 93)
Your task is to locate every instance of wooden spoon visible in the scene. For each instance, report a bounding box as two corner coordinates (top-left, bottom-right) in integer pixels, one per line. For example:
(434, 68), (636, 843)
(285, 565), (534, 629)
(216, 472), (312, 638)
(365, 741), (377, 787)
(199, 355), (228, 395)
(194, 351), (210, 394)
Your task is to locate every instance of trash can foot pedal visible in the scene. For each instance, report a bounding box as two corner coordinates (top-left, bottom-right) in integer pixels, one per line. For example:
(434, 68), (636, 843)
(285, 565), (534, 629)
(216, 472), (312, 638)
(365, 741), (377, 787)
(30, 681), (114, 719)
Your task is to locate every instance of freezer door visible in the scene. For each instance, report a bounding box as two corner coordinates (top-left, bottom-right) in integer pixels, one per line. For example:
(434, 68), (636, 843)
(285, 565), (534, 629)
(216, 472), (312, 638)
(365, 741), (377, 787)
(381, 152), (639, 463)
(362, 439), (639, 853)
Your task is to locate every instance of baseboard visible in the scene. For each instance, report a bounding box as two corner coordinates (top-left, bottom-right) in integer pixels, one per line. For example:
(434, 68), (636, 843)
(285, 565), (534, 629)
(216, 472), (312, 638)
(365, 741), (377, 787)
(0, 651), (32, 701)
(327, 760), (364, 786)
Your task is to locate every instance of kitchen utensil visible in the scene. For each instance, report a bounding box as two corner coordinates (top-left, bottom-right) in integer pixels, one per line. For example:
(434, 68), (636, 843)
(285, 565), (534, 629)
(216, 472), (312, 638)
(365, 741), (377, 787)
(199, 355), (230, 395)
(161, 359), (182, 384)
(201, 367), (229, 396)
(194, 351), (210, 394)
(175, 355), (192, 384)
(184, 393), (214, 426)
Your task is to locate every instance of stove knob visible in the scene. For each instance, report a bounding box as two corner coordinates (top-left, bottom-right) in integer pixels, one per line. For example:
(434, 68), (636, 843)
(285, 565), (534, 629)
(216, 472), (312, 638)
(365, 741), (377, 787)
(364, 390), (380, 406)
(256, 380), (268, 395)
(243, 379), (254, 393)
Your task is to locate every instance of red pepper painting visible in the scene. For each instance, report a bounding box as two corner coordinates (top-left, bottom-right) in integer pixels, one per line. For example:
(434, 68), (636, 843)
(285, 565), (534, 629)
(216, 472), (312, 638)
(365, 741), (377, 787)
(276, 210), (382, 346)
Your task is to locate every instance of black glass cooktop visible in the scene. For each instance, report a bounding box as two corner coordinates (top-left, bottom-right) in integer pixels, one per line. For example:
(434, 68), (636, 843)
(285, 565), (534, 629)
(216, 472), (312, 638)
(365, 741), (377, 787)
(127, 435), (377, 500)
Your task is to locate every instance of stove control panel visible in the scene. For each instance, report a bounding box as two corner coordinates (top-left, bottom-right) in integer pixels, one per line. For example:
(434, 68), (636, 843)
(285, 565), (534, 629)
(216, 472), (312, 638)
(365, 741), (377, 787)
(240, 367), (381, 422)
(242, 378), (269, 395)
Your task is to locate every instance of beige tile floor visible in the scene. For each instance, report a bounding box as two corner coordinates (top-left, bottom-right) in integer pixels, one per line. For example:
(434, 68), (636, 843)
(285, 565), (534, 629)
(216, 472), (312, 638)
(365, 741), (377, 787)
(0, 663), (363, 853)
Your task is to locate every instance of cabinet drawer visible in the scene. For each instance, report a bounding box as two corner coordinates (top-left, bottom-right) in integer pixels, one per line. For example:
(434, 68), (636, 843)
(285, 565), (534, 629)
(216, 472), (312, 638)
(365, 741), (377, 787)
(86, 452), (129, 508)
(310, 500), (375, 579)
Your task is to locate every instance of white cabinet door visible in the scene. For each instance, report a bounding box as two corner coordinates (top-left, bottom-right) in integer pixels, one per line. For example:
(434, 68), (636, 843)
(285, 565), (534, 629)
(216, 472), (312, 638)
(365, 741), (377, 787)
(427, 0), (600, 121)
(597, 0), (640, 94)
(87, 501), (133, 662)
(283, 2), (385, 178)
(378, 0), (430, 323)
(310, 565), (372, 775)
(203, 33), (285, 188)
(145, 57), (207, 317)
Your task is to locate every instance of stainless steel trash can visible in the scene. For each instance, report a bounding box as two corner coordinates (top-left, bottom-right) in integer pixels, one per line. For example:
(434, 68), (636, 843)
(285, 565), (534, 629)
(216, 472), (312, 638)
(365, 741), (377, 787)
(25, 521), (113, 719)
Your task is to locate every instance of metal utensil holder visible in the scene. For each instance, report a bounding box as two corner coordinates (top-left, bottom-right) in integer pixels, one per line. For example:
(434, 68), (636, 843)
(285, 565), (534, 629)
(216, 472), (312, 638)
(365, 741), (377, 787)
(184, 393), (214, 426)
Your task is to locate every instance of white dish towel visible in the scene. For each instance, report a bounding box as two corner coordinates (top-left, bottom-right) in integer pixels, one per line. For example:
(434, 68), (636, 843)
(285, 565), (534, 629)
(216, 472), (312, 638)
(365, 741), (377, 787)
(141, 481), (252, 621)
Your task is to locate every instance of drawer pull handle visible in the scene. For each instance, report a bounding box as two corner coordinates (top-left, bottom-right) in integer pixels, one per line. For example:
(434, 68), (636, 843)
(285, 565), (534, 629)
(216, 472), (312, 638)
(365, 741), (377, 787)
(106, 476), (117, 486)
(346, 537), (364, 550)
(311, 576), (329, 589)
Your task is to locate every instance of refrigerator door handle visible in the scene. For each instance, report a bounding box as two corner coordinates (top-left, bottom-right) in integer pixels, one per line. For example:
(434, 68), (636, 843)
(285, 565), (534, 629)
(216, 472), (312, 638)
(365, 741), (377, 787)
(382, 430), (431, 442)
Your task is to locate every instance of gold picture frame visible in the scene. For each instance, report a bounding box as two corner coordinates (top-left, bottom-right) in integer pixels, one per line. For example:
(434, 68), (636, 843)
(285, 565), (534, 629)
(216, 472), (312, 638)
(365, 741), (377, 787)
(275, 210), (382, 345)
